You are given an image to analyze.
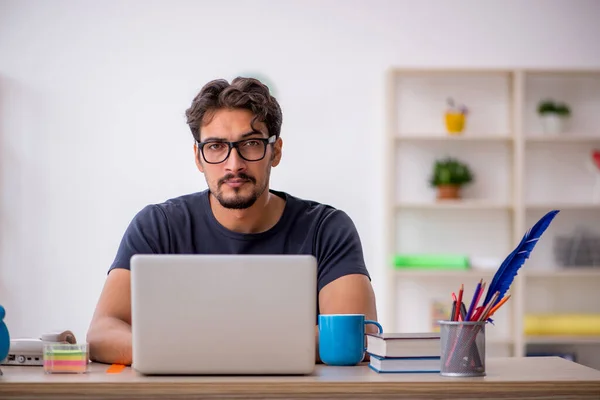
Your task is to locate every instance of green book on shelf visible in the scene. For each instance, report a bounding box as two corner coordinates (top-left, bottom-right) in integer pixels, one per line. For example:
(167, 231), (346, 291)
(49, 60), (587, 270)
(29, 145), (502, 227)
(393, 254), (469, 269)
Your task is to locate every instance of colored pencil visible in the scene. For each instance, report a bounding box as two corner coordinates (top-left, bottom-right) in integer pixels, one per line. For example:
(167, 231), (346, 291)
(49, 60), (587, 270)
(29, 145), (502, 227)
(454, 284), (464, 321)
(465, 279), (482, 321)
(487, 294), (511, 318)
(478, 291), (500, 322)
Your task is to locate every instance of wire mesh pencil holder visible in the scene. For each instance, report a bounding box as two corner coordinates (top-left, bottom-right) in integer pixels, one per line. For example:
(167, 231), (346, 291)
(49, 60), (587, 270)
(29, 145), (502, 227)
(439, 320), (486, 377)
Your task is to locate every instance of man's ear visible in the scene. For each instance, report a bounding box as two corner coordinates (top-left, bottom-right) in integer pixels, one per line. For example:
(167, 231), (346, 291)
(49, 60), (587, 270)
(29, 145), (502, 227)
(194, 143), (204, 173)
(271, 137), (283, 167)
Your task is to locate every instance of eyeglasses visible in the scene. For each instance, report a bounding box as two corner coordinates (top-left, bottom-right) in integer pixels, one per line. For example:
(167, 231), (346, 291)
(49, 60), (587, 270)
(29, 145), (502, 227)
(196, 134), (276, 164)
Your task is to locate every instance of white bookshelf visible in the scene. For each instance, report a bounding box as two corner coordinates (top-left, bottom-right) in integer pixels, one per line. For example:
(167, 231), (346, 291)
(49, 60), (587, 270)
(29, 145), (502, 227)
(396, 200), (511, 210)
(384, 67), (600, 364)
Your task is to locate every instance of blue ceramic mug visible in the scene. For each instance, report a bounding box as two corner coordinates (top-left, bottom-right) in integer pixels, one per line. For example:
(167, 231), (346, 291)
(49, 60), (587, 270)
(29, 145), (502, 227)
(318, 314), (383, 366)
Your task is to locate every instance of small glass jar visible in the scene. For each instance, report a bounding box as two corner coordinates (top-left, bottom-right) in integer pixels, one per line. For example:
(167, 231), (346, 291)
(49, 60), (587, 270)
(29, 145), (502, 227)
(43, 342), (89, 374)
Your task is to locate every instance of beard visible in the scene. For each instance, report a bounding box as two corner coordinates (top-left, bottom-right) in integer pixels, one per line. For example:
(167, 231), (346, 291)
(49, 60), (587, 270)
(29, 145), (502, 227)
(213, 171), (268, 210)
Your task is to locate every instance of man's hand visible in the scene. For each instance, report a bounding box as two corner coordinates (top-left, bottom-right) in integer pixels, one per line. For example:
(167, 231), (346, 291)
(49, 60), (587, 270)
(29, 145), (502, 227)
(316, 273), (379, 362)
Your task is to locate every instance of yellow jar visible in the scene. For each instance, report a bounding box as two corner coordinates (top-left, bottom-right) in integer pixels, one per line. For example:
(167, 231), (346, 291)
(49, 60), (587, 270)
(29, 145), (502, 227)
(445, 113), (466, 135)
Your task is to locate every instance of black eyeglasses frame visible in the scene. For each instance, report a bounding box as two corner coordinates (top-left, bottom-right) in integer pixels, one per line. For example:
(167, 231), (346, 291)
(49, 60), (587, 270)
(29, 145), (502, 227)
(195, 133), (277, 164)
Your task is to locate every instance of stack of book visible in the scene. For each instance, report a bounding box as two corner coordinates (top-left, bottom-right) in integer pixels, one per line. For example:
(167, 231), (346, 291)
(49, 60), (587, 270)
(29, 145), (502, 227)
(366, 332), (441, 373)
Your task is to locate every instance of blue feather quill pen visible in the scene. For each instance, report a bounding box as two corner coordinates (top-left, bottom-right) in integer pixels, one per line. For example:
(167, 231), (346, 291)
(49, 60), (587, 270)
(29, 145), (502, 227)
(482, 209), (560, 308)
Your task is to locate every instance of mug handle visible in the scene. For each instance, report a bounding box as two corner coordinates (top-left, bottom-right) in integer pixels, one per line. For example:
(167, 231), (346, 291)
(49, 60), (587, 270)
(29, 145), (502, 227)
(364, 320), (383, 352)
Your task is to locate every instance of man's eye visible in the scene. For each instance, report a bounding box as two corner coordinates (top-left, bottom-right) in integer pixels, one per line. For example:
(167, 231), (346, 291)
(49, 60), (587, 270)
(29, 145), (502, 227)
(242, 140), (260, 147)
(207, 143), (226, 151)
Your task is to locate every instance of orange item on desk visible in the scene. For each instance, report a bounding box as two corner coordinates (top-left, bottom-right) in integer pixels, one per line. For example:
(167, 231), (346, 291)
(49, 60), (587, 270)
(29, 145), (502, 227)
(106, 364), (126, 374)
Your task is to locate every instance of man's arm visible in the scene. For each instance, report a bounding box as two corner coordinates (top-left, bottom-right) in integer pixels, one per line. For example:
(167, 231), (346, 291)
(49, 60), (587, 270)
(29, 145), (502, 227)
(87, 205), (170, 365)
(316, 273), (378, 363)
(313, 209), (379, 363)
(86, 268), (133, 365)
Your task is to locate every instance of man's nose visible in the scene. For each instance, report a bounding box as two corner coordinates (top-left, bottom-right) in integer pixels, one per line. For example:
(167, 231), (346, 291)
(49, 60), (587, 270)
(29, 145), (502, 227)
(224, 147), (246, 172)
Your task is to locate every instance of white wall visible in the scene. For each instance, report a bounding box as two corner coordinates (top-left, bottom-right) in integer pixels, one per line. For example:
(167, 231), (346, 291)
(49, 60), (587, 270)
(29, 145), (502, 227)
(1, 0), (599, 342)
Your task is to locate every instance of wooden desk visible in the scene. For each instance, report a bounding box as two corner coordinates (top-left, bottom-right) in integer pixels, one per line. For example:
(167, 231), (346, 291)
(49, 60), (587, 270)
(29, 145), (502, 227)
(1, 357), (599, 399)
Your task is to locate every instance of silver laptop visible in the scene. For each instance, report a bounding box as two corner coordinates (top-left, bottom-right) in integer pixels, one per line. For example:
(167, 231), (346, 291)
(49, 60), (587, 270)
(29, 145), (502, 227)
(130, 254), (317, 375)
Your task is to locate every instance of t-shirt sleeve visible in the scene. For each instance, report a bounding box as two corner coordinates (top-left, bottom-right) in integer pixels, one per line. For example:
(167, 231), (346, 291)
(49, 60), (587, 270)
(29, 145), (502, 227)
(108, 204), (171, 273)
(315, 209), (371, 293)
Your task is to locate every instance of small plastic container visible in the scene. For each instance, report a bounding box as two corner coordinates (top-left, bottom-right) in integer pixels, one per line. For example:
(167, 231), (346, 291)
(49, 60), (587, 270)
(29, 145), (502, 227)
(43, 342), (89, 374)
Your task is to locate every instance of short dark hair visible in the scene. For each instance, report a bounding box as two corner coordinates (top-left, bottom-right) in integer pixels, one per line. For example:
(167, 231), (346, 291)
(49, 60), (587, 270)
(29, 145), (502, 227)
(185, 77), (282, 142)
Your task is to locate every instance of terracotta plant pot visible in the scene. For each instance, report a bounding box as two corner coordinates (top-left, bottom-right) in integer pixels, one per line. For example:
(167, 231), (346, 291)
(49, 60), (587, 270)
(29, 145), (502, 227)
(437, 185), (461, 200)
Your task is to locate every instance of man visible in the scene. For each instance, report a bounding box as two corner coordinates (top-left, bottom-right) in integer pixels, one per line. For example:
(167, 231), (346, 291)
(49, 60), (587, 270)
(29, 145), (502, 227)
(86, 77), (378, 365)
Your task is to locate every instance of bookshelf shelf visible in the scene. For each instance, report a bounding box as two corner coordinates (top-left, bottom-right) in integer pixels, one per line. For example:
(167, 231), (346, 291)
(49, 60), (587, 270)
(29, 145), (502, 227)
(396, 200), (512, 210)
(393, 269), (497, 279)
(525, 268), (600, 278)
(396, 134), (513, 142)
(525, 203), (600, 211)
(525, 135), (600, 143)
(393, 268), (600, 279)
(384, 67), (600, 361)
(526, 336), (600, 345)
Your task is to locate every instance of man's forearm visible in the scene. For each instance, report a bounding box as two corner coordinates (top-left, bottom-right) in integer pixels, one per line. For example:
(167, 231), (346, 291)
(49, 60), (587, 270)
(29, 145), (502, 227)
(87, 317), (133, 365)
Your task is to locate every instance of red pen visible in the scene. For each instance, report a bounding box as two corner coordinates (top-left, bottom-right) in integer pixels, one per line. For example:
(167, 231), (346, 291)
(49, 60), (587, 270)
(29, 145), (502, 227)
(454, 284), (463, 321)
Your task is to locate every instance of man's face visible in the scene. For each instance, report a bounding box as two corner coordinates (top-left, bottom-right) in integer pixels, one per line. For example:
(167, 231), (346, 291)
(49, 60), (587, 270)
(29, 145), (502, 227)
(195, 108), (282, 209)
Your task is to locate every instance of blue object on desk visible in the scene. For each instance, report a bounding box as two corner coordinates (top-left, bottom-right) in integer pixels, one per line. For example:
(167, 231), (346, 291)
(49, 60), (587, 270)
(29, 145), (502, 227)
(0, 305), (9, 375)
(318, 314), (383, 366)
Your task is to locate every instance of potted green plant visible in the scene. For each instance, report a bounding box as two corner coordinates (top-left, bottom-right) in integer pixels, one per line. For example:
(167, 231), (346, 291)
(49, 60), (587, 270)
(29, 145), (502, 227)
(429, 157), (474, 200)
(537, 98), (571, 135)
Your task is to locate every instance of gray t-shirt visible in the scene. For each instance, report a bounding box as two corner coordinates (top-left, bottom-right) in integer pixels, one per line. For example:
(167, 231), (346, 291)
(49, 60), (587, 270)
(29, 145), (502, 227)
(109, 189), (371, 315)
